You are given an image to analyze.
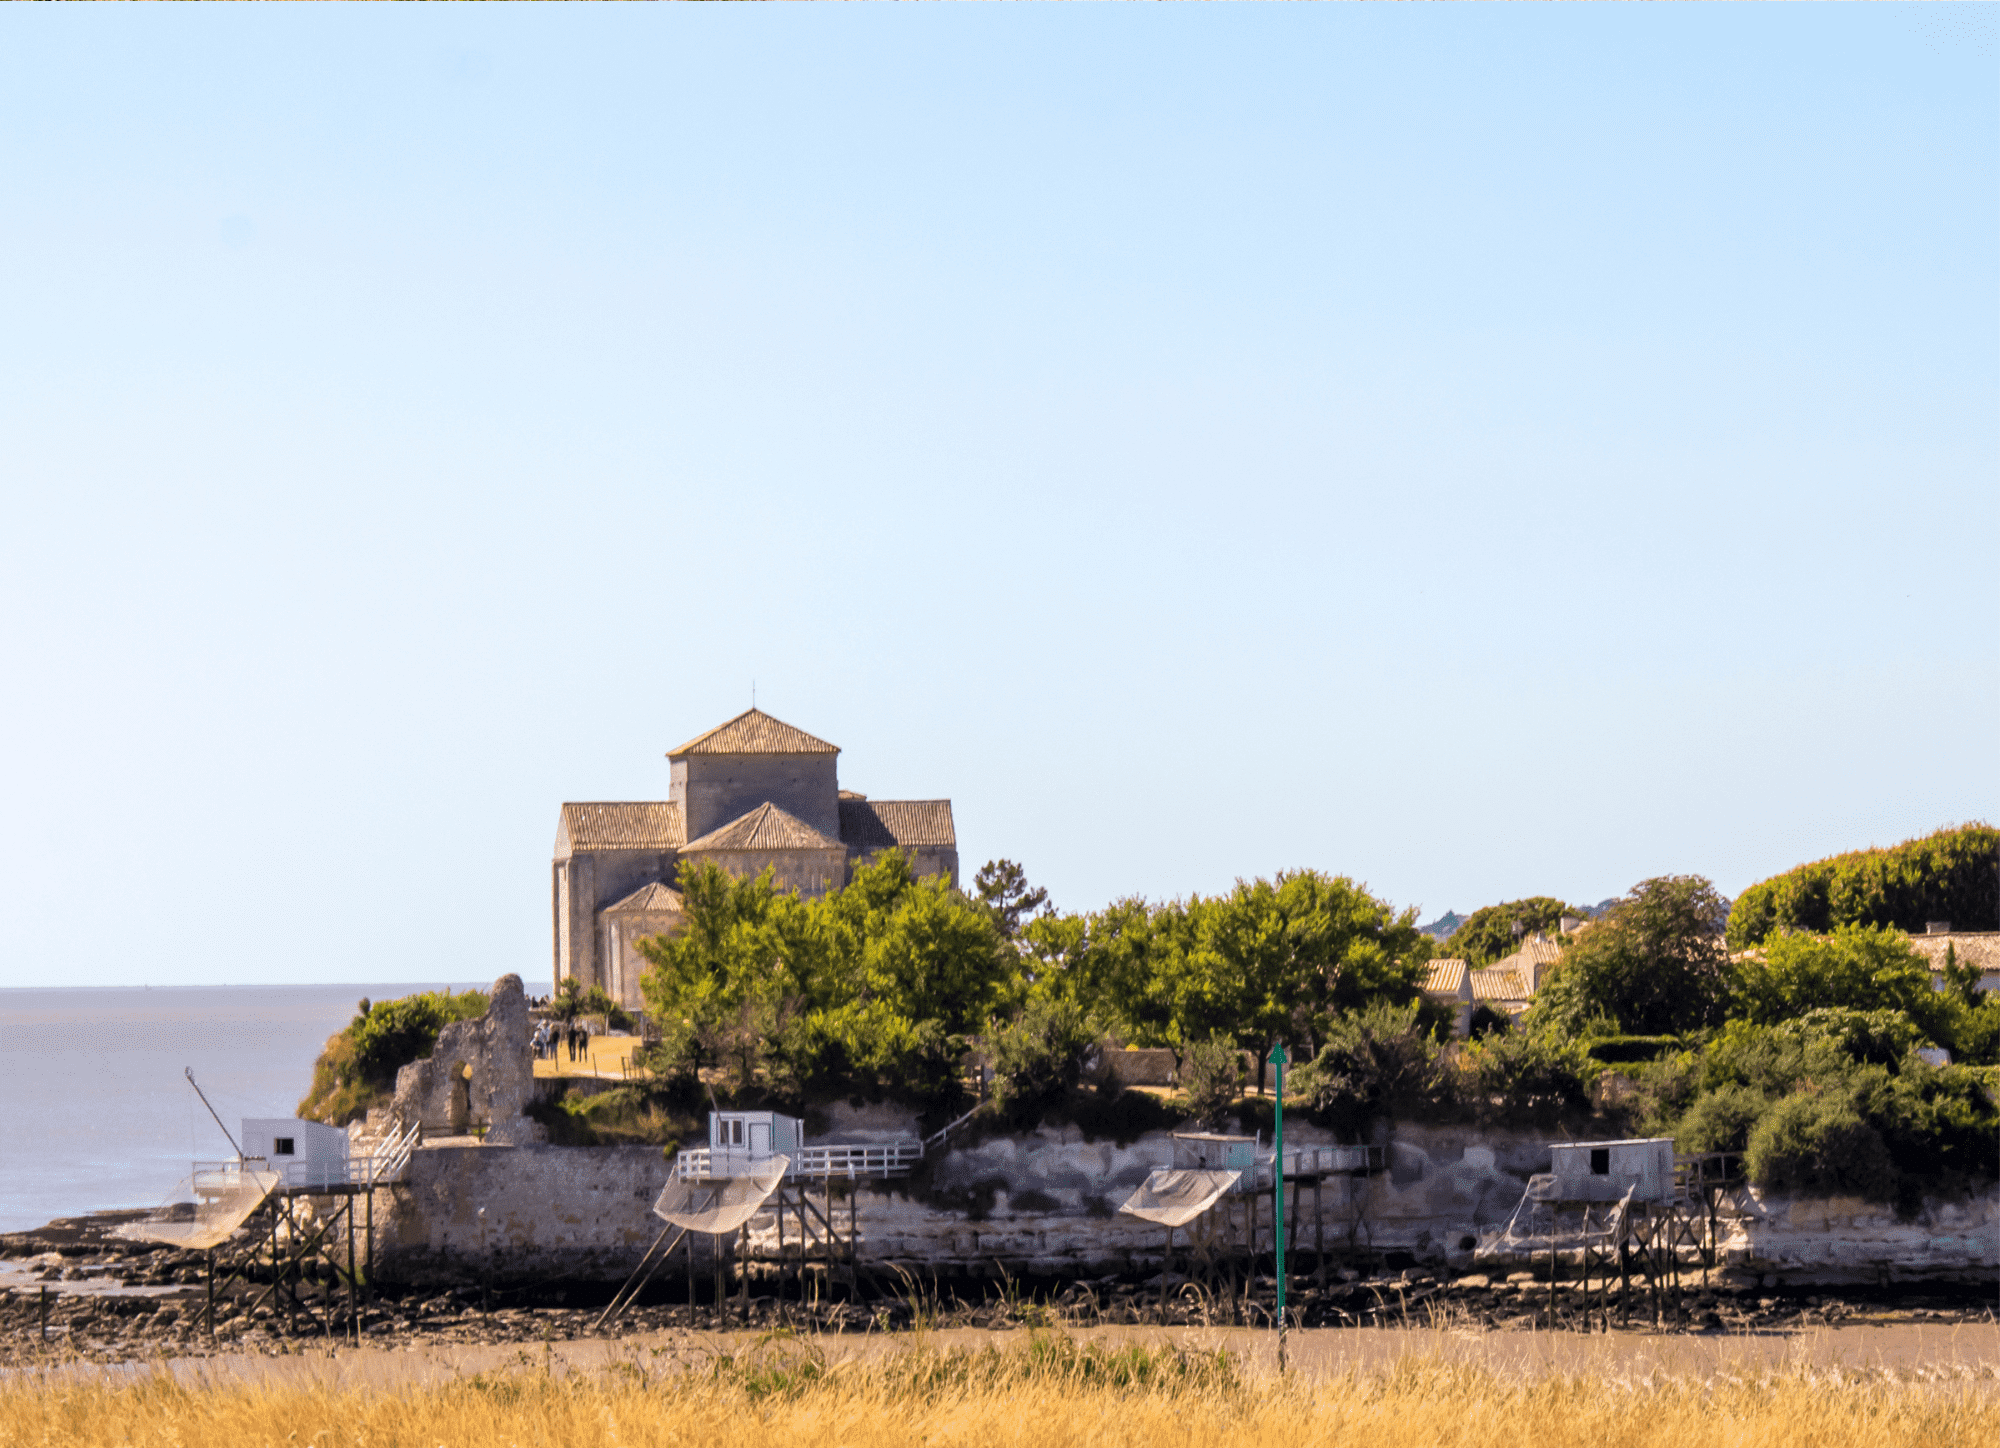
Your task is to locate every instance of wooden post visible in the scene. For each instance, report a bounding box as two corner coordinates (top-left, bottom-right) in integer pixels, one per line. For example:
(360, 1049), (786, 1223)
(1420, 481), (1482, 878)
(365, 1187), (375, 1305)
(1161, 1225), (1171, 1318)
(823, 1181), (836, 1296)
(776, 1187), (787, 1305)
(1547, 1215), (1556, 1329)
(688, 1232), (696, 1315)
(205, 1250), (215, 1337)
(739, 1223), (749, 1322)
(1314, 1180), (1326, 1288)
(849, 1182), (859, 1294)
(347, 1198), (358, 1341)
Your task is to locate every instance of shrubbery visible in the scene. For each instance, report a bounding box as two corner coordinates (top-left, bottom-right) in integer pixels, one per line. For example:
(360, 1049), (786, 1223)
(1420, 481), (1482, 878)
(297, 989), (489, 1125)
(1726, 823), (1999, 948)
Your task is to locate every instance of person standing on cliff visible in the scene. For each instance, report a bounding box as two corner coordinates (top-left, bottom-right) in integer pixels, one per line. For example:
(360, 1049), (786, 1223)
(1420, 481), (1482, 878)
(576, 1019), (590, 1069)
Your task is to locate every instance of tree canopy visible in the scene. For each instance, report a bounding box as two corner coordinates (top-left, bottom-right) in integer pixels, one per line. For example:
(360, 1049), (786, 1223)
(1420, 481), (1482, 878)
(637, 851), (1009, 1109)
(1442, 897), (1587, 966)
(1726, 823), (1998, 949)
(1531, 876), (1732, 1037)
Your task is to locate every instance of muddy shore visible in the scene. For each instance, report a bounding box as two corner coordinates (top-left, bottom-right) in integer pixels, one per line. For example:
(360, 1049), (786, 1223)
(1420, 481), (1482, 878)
(5, 1211), (1995, 1372)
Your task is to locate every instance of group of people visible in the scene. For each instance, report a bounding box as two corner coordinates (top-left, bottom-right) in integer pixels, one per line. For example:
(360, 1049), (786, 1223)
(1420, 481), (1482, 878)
(532, 1017), (591, 1064)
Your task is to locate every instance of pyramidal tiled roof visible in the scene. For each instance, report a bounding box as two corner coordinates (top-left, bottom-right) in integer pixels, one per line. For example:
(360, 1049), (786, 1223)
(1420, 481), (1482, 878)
(557, 802), (686, 857)
(682, 801), (845, 853)
(838, 798), (956, 851)
(604, 881), (686, 914)
(667, 708), (838, 759)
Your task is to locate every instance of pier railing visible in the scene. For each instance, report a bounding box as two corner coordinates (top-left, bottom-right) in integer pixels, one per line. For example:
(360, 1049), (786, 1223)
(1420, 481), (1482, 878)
(674, 1140), (924, 1182)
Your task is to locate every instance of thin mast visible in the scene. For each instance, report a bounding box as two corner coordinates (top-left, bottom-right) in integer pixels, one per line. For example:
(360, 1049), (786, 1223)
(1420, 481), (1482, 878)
(185, 1068), (243, 1159)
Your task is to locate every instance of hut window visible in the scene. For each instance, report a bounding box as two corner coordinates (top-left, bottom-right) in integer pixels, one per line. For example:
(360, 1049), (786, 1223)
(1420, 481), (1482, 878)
(274, 1138), (295, 1157)
(731, 1120), (743, 1146)
(1589, 1148), (1610, 1175)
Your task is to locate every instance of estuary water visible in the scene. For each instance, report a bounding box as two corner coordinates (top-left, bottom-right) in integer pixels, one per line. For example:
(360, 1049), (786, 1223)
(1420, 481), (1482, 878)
(0, 983), (485, 1233)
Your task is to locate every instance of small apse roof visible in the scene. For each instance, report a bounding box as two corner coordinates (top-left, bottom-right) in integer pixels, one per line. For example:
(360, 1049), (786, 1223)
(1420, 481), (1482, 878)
(682, 801), (846, 853)
(604, 881), (686, 915)
(1421, 959), (1470, 997)
(667, 708), (839, 759)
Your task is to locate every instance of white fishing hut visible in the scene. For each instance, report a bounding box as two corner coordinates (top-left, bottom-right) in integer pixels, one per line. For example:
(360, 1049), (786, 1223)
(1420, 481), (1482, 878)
(1543, 1138), (1675, 1203)
(241, 1118), (353, 1189)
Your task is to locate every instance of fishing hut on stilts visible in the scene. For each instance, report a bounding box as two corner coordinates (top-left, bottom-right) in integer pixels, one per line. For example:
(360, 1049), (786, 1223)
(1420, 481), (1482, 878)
(598, 1109), (936, 1330)
(1480, 1138), (1755, 1328)
(116, 1073), (419, 1340)
(1119, 1133), (1383, 1324)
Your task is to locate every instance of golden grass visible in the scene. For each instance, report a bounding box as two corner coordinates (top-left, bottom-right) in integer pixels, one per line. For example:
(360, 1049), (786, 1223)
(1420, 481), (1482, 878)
(2, 1332), (1993, 1448)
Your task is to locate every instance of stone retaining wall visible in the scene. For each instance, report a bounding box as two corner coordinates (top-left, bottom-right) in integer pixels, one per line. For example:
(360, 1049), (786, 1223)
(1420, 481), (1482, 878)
(367, 1124), (1999, 1288)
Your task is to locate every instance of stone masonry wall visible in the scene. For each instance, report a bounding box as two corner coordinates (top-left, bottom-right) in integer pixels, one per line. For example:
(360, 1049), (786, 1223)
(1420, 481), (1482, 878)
(369, 1121), (1999, 1287)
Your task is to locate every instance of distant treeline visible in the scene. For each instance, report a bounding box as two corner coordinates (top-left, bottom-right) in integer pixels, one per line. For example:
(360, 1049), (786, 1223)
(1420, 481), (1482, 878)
(1726, 824), (1998, 949)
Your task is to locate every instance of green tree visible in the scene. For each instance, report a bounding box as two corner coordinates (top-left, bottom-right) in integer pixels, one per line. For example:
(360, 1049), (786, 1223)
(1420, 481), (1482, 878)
(1532, 876), (1732, 1036)
(1732, 924), (1948, 1040)
(1726, 823), (1999, 949)
(974, 859), (1049, 940)
(1443, 897), (1586, 967)
(637, 851), (1011, 1110)
(1288, 1001), (1453, 1136)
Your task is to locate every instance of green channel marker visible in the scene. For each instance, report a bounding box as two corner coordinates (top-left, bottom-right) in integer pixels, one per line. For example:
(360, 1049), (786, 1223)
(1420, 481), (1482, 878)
(1269, 1040), (1290, 1371)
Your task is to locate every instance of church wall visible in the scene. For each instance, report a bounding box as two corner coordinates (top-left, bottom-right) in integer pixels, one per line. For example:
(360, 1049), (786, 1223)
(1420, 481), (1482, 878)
(675, 753), (839, 841)
(555, 850), (676, 995)
(688, 846), (847, 899)
(848, 847), (959, 889)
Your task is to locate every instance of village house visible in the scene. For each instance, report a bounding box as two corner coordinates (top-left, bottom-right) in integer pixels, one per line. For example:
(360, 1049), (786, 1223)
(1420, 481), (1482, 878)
(552, 709), (958, 1009)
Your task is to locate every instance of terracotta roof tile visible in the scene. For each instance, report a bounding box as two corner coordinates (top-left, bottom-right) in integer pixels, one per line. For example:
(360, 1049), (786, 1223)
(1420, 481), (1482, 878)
(682, 802), (846, 853)
(1421, 959), (1469, 997)
(1471, 967), (1530, 1003)
(603, 881), (686, 915)
(838, 798), (956, 851)
(1907, 931), (2000, 977)
(667, 709), (838, 758)
(557, 802), (686, 856)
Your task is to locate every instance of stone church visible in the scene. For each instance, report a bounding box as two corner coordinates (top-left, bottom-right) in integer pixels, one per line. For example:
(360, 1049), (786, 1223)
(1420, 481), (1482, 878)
(552, 709), (958, 1008)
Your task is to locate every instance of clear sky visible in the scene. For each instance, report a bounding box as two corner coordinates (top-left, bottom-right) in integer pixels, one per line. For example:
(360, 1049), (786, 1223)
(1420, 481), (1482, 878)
(1, 6), (1994, 989)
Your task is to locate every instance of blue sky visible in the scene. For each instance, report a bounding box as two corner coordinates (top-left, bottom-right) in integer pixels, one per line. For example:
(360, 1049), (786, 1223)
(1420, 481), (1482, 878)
(2, 6), (1994, 988)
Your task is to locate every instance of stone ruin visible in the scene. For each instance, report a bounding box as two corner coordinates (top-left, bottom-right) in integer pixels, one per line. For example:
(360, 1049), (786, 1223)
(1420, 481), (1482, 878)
(392, 973), (543, 1146)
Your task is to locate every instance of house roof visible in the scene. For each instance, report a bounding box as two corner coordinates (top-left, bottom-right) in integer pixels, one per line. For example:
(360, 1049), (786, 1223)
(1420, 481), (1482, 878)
(603, 881), (686, 915)
(1421, 959), (1469, 998)
(681, 801), (846, 854)
(667, 708), (839, 759)
(1471, 967), (1531, 1003)
(1906, 931), (2000, 977)
(838, 798), (957, 851)
(556, 802), (686, 857)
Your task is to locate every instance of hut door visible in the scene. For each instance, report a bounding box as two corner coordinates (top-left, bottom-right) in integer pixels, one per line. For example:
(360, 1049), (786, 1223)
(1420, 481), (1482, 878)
(748, 1121), (770, 1156)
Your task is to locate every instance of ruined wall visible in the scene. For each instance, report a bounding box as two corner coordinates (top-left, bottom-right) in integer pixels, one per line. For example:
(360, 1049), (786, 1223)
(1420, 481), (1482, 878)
(392, 975), (541, 1146)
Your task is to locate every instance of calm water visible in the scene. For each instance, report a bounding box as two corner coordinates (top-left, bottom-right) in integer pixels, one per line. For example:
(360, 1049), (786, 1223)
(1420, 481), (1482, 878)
(0, 983), (484, 1233)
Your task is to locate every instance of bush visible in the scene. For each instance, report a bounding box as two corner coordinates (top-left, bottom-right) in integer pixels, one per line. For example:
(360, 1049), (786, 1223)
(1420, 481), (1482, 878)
(1585, 1035), (1681, 1065)
(1727, 823), (1999, 949)
(988, 996), (1101, 1129)
(1746, 1091), (1898, 1200)
(1460, 1027), (1595, 1127)
(1290, 1002), (1454, 1136)
(297, 989), (489, 1124)
(1674, 1083), (1766, 1155)
(1176, 1036), (1247, 1129)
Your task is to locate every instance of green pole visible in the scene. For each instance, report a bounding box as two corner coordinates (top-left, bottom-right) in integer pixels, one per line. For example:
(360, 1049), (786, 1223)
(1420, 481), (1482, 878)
(1269, 1041), (1290, 1371)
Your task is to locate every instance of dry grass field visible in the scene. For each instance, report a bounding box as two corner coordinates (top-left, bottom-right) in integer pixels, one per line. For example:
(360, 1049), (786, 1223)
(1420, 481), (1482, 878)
(1, 1330), (1995, 1448)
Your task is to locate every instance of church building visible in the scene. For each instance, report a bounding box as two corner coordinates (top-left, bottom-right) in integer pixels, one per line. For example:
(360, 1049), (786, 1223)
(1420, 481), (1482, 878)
(551, 709), (958, 1008)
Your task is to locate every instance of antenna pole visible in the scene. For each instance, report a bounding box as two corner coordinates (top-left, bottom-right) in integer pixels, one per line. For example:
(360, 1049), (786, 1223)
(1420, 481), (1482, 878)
(185, 1068), (243, 1159)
